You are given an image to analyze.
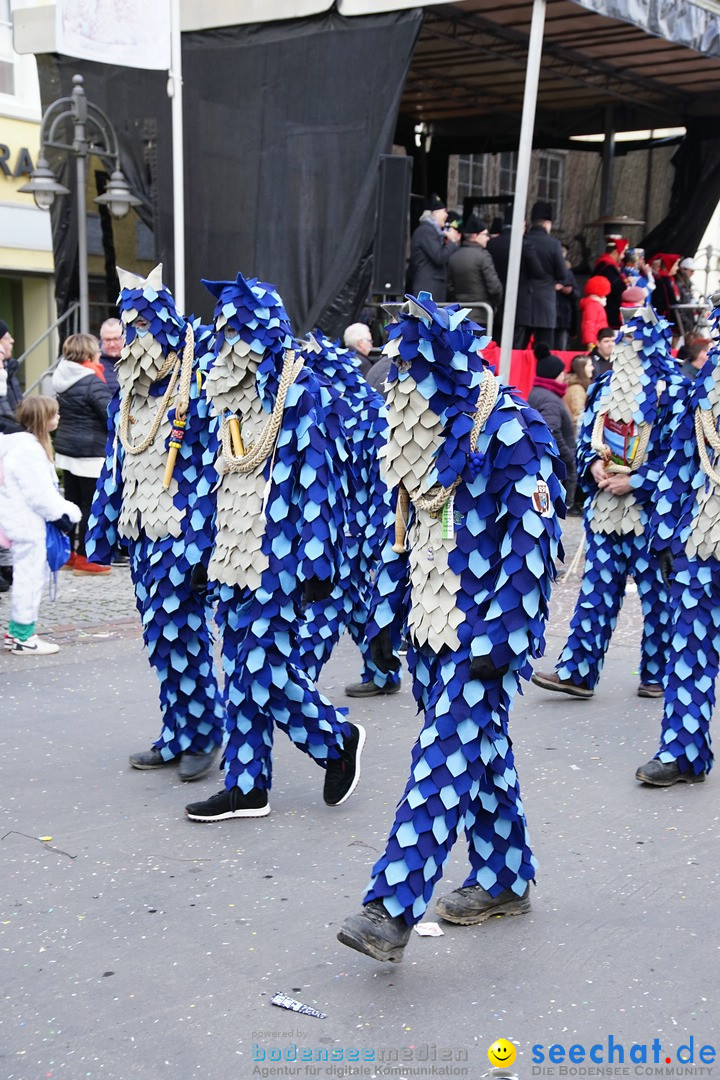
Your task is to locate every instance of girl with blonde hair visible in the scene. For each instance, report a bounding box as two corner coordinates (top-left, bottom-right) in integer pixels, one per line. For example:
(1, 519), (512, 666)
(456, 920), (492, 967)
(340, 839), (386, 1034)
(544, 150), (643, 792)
(0, 395), (80, 655)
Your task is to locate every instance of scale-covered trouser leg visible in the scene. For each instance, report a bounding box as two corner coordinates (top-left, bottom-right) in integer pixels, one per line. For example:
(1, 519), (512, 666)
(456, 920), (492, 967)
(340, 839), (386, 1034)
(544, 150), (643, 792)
(130, 539), (224, 760)
(219, 588), (352, 794)
(364, 646), (535, 926)
(295, 582), (353, 685)
(654, 557), (718, 776)
(556, 530), (668, 689)
(633, 546), (673, 686)
(295, 545), (400, 689)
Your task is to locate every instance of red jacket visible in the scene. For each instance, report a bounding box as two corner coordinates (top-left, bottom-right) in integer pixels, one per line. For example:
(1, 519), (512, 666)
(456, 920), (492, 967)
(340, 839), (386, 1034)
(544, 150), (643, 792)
(579, 295), (609, 348)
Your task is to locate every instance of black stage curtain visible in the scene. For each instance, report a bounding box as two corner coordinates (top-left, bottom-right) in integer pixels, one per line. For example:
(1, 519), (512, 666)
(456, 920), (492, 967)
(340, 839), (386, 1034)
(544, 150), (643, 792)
(37, 9), (421, 338)
(641, 120), (720, 260)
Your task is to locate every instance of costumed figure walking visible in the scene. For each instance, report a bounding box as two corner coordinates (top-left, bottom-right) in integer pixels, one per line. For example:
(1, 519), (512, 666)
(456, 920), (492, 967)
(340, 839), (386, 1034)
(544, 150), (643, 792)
(183, 273), (365, 823)
(85, 265), (225, 782)
(296, 330), (400, 699)
(337, 294), (565, 963)
(532, 300), (688, 702)
(636, 298), (720, 787)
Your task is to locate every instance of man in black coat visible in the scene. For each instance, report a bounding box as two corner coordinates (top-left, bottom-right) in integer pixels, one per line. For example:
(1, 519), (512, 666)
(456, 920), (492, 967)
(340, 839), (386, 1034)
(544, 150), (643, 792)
(447, 215), (503, 331)
(407, 194), (461, 301)
(522, 201), (569, 350)
(0, 319), (23, 435)
(487, 220), (544, 346)
(98, 318), (124, 394)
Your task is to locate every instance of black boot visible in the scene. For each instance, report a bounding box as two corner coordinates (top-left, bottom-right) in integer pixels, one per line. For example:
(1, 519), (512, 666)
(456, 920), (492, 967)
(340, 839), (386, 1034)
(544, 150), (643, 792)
(337, 900), (411, 963)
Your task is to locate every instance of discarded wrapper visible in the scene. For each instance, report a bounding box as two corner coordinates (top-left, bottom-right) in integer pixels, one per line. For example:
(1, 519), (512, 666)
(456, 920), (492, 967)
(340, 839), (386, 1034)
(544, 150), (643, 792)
(413, 921), (444, 937)
(270, 992), (326, 1019)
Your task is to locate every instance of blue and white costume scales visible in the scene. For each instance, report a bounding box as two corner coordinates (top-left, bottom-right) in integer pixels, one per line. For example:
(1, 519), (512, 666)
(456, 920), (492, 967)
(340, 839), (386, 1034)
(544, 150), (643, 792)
(200, 274), (352, 795)
(647, 314), (720, 778)
(86, 265), (225, 760)
(358, 295), (565, 925)
(552, 305), (688, 692)
(295, 331), (397, 689)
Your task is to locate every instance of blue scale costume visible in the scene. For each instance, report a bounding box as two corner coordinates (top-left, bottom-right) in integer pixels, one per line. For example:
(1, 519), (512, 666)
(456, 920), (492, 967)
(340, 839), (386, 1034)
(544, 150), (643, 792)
(295, 331), (397, 690)
(643, 310), (720, 781)
(537, 304), (688, 695)
(85, 266), (225, 764)
(339, 294), (565, 943)
(185, 274), (360, 817)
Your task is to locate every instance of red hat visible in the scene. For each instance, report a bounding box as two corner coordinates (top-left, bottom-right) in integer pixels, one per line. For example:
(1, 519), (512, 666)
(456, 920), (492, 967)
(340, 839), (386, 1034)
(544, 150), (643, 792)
(584, 275), (612, 297)
(614, 237), (629, 258)
(659, 253), (681, 272)
(621, 286), (646, 307)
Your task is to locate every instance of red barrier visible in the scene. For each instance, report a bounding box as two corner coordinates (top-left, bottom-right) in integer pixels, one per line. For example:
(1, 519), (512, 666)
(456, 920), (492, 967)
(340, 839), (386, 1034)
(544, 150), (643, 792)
(482, 343), (582, 401)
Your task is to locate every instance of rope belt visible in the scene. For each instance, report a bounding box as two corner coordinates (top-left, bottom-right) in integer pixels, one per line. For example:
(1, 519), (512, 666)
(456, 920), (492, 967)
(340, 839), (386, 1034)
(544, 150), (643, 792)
(392, 371), (499, 551)
(118, 323), (195, 456)
(220, 349), (304, 475)
(695, 406), (720, 487)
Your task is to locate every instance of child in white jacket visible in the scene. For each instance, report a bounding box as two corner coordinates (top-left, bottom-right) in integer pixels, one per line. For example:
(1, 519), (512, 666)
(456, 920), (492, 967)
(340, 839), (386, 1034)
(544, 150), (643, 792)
(0, 396), (81, 655)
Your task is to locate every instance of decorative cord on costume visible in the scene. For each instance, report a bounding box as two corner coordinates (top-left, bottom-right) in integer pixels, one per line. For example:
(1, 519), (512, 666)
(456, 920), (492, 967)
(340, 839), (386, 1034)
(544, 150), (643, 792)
(219, 349), (304, 476)
(590, 407), (652, 475)
(694, 406), (720, 487)
(392, 370), (499, 550)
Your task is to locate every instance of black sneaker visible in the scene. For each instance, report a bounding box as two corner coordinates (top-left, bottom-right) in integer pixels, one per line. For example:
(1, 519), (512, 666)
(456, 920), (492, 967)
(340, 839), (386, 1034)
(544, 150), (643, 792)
(323, 723), (366, 806)
(435, 884), (531, 925)
(635, 760), (706, 787)
(185, 787), (270, 821)
(344, 680), (401, 698)
(337, 900), (411, 963)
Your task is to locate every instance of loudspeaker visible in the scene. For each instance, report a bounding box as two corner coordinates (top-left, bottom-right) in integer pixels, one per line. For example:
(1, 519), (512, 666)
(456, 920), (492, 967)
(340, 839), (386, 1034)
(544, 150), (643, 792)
(372, 155), (413, 296)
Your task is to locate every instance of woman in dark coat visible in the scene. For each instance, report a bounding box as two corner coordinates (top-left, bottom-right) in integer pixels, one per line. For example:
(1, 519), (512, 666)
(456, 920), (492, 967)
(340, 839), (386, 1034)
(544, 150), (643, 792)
(527, 346), (576, 508)
(52, 333), (112, 574)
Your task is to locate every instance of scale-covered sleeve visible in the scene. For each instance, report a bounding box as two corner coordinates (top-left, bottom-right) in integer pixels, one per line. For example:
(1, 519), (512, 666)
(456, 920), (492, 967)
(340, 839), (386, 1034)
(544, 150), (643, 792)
(455, 399), (565, 679)
(283, 378), (349, 585)
(85, 395), (124, 564)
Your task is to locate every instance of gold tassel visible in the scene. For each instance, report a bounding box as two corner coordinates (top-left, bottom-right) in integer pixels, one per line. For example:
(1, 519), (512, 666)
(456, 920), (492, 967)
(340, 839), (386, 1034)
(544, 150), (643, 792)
(392, 483), (410, 553)
(228, 416), (245, 457)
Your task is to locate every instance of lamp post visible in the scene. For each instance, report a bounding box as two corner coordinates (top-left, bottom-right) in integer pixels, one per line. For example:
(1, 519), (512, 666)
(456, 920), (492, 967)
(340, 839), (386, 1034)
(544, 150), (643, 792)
(19, 73), (141, 333)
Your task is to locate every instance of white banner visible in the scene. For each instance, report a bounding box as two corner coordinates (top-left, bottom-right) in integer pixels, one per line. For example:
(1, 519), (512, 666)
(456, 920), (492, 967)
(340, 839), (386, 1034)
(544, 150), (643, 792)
(55, 0), (171, 71)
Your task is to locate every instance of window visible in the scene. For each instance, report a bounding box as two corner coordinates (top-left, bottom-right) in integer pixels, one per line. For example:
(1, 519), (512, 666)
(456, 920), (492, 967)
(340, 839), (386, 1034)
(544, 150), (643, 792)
(136, 220), (154, 261)
(536, 150), (566, 224)
(498, 151), (517, 195)
(456, 154), (487, 202)
(0, 0), (14, 95)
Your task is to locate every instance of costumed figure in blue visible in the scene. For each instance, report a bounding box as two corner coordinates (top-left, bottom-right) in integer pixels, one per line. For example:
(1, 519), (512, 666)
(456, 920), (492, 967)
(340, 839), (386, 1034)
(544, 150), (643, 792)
(295, 330), (400, 698)
(337, 294), (565, 963)
(532, 300), (688, 702)
(183, 273), (365, 823)
(636, 297), (720, 786)
(85, 264), (225, 781)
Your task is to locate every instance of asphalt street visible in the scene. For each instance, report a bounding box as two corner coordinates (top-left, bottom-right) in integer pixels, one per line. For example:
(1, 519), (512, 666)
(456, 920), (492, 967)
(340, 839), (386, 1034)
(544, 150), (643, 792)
(1, 516), (717, 1080)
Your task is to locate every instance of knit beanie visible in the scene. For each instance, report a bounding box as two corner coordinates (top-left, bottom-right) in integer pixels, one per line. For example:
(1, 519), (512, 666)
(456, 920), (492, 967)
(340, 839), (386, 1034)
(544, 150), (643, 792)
(535, 343), (565, 379)
(0, 320), (9, 340)
(584, 276), (611, 298)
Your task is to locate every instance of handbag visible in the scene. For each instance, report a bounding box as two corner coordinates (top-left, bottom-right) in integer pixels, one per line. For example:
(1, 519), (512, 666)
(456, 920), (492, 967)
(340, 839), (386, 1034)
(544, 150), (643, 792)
(46, 521), (71, 572)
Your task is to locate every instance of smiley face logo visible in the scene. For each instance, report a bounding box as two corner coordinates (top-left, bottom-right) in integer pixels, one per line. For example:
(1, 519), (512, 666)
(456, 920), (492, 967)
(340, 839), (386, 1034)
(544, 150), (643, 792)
(488, 1039), (517, 1068)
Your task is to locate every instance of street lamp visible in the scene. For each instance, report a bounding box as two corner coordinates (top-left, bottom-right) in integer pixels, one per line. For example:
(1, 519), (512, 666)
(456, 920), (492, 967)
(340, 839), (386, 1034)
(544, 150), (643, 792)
(19, 73), (142, 333)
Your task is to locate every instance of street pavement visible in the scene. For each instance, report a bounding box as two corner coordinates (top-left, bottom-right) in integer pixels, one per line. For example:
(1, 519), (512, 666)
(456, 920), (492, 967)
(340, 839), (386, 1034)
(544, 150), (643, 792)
(1, 516), (716, 1080)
